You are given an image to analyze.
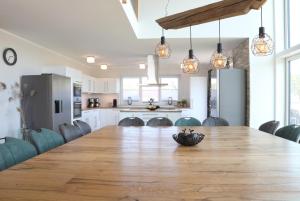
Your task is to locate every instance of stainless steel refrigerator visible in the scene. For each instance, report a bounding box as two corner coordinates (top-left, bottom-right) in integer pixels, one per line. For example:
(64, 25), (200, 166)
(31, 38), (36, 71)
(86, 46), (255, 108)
(207, 69), (246, 126)
(21, 74), (71, 132)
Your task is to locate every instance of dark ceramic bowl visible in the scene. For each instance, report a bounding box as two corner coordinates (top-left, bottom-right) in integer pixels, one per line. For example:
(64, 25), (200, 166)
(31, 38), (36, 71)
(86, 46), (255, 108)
(172, 133), (205, 146)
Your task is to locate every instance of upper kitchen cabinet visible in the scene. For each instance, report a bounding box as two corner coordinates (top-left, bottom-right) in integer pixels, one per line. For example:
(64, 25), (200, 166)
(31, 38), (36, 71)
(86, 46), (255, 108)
(42, 66), (82, 84)
(82, 75), (96, 93)
(95, 78), (120, 94)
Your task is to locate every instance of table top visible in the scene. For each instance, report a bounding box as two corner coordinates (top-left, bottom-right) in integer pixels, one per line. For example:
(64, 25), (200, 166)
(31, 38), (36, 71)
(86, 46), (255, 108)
(1, 126), (300, 201)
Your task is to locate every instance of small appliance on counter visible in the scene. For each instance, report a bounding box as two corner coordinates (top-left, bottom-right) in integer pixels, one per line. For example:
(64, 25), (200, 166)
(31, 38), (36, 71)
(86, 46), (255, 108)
(88, 98), (95, 108)
(113, 99), (118, 108)
(94, 98), (100, 108)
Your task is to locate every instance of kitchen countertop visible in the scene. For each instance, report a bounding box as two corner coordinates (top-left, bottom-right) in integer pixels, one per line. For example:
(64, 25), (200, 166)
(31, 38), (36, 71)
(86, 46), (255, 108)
(119, 108), (182, 112)
(82, 106), (189, 112)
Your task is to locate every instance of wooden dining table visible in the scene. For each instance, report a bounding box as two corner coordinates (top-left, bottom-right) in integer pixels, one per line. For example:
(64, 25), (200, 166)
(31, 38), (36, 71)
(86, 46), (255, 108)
(1, 126), (300, 201)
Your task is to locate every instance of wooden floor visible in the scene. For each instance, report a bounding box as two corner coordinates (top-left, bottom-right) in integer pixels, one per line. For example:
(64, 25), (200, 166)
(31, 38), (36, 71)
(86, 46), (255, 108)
(1, 126), (300, 201)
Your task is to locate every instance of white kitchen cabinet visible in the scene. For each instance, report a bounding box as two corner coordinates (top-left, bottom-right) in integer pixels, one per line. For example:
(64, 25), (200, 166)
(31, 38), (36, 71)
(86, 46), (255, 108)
(100, 109), (119, 127)
(95, 78), (120, 94)
(82, 75), (95, 93)
(82, 110), (101, 131)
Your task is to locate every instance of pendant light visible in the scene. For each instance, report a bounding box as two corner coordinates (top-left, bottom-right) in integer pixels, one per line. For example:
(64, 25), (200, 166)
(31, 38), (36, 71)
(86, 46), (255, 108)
(251, 7), (273, 56)
(182, 26), (199, 74)
(210, 19), (227, 69)
(155, 0), (171, 59)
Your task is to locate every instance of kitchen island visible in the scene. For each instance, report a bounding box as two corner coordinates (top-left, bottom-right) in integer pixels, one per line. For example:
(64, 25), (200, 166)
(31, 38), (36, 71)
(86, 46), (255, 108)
(119, 108), (182, 124)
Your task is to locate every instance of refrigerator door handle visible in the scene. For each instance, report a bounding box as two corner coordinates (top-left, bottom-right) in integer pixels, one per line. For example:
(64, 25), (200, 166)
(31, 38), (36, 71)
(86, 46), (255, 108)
(55, 100), (60, 114)
(60, 100), (63, 113)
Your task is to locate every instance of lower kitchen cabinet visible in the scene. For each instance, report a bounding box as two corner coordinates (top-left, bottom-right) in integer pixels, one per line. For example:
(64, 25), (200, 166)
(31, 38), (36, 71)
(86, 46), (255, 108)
(82, 109), (119, 131)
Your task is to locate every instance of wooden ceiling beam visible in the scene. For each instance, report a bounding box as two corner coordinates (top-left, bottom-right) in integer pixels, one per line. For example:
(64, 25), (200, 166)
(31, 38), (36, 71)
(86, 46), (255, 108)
(156, 0), (267, 30)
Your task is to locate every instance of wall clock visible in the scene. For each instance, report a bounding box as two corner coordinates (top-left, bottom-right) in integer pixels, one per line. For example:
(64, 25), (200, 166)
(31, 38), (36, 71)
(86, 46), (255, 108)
(3, 48), (17, 66)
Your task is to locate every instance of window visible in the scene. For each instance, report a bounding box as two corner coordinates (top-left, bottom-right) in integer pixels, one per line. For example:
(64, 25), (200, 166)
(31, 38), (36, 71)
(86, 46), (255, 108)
(289, 58), (300, 124)
(288, 0), (300, 47)
(160, 77), (179, 101)
(121, 77), (179, 103)
(141, 77), (159, 102)
(122, 77), (140, 101)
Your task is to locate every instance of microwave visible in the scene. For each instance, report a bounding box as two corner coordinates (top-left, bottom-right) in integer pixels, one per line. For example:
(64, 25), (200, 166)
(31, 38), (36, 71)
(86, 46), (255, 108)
(73, 83), (81, 98)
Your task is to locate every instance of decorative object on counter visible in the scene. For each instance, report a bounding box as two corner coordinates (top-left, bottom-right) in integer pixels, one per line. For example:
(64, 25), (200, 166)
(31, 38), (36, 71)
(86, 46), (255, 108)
(0, 82), (7, 91)
(182, 26), (199, 74)
(168, 97), (173, 105)
(113, 99), (118, 108)
(210, 19), (227, 69)
(177, 99), (188, 108)
(3, 48), (17, 66)
(251, 7), (273, 56)
(9, 82), (37, 141)
(127, 97), (132, 105)
(155, 0), (171, 59)
(146, 105), (160, 111)
(88, 98), (95, 108)
(173, 128), (205, 146)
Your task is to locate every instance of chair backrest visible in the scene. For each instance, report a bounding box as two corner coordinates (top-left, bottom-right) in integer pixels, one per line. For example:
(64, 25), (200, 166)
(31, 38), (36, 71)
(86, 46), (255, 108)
(146, 117), (173, 127)
(259, 120), (280, 134)
(175, 117), (202, 126)
(30, 128), (65, 154)
(73, 120), (92, 135)
(118, 117), (145, 127)
(202, 117), (229, 126)
(0, 137), (37, 171)
(59, 123), (83, 143)
(275, 125), (300, 143)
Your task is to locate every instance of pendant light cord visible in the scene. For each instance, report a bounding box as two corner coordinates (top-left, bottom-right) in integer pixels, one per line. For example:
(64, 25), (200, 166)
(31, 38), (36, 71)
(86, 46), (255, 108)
(190, 26), (192, 49)
(162, 0), (170, 37)
(219, 19), (221, 44)
(261, 7), (263, 27)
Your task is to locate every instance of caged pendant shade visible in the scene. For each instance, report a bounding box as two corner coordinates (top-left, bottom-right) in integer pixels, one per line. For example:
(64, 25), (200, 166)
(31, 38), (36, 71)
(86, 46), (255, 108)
(211, 19), (227, 69)
(182, 26), (199, 74)
(251, 7), (273, 56)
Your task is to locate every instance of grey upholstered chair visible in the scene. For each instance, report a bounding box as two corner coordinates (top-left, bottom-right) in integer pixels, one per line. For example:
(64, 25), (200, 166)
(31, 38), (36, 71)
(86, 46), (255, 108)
(202, 117), (229, 126)
(118, 117), (145, 127)
(73, 120), (92, 135)
(146, 117), (173, 127)
(59, 123), (83, 143)
(274, 125), (300, 143)
(259, 120), (280, 135)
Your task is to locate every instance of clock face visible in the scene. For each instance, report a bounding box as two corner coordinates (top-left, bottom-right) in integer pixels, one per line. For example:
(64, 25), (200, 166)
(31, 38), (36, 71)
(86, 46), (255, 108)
(3, 48), (17, 66)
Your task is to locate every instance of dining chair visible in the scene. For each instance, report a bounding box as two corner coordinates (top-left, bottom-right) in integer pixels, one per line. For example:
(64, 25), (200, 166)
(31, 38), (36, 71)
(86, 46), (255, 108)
(30, 128), (65, 154)
(59, 123), (83, 143)
(175, 117), (202, 126)
(259, 120), (280, 135)
(202, 117), (229, 126)
(274, 125), (300, 143)
(0, 137), (37, 171)
(73, 120), (92, 135)
(146, 117), (173, 127)
(118, 117), (145, 127)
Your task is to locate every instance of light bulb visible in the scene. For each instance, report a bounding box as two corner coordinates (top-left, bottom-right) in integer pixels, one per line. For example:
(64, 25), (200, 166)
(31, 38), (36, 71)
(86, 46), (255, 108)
(211, 52), (227, 69)
(182, 50), (199, 74)
(251, 27), (273, 56)
(155, 36), (171, 59)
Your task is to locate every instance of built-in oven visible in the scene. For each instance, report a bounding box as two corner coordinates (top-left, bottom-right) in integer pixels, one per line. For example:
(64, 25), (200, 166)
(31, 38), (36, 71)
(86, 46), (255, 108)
(73, 102), (82, 119)
(73, 83), (82, 119)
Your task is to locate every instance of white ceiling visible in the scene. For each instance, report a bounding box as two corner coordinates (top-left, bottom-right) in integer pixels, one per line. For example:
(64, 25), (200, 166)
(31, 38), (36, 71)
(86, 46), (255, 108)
(0, 0), (246, 72)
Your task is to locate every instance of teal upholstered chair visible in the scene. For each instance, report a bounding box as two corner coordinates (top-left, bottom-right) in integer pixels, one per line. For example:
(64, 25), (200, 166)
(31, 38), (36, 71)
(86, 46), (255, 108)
(0, 137), (37, 171)
(275, 125), (300, 143)
(175, 117), (202, 126)
(30, 128), (65, 154)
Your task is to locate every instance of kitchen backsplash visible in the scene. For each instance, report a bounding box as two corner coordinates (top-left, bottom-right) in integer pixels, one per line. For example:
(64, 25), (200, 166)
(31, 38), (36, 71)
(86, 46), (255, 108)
(82, 93), (119, 109)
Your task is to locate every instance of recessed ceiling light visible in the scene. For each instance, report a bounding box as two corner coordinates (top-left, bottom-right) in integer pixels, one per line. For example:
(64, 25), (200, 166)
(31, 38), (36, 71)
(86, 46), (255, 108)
(139, 64), (146, 69)
(100, 64), (108, 70)
(86, 56), (96, 64)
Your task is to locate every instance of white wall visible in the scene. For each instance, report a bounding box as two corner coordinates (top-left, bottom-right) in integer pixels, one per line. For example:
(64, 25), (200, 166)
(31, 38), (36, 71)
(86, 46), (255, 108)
(0, 29), (92, 138)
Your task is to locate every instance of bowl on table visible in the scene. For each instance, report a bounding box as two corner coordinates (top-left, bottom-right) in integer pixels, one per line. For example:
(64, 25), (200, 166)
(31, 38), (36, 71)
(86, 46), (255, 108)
(173, 129), (205, 146)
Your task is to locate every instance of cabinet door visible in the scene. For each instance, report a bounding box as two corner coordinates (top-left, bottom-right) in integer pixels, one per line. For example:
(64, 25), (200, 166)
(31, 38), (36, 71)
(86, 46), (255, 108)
(82, 75), (89, 93)
(95, 79), (106, 93)
(106, 79), (120, 93)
